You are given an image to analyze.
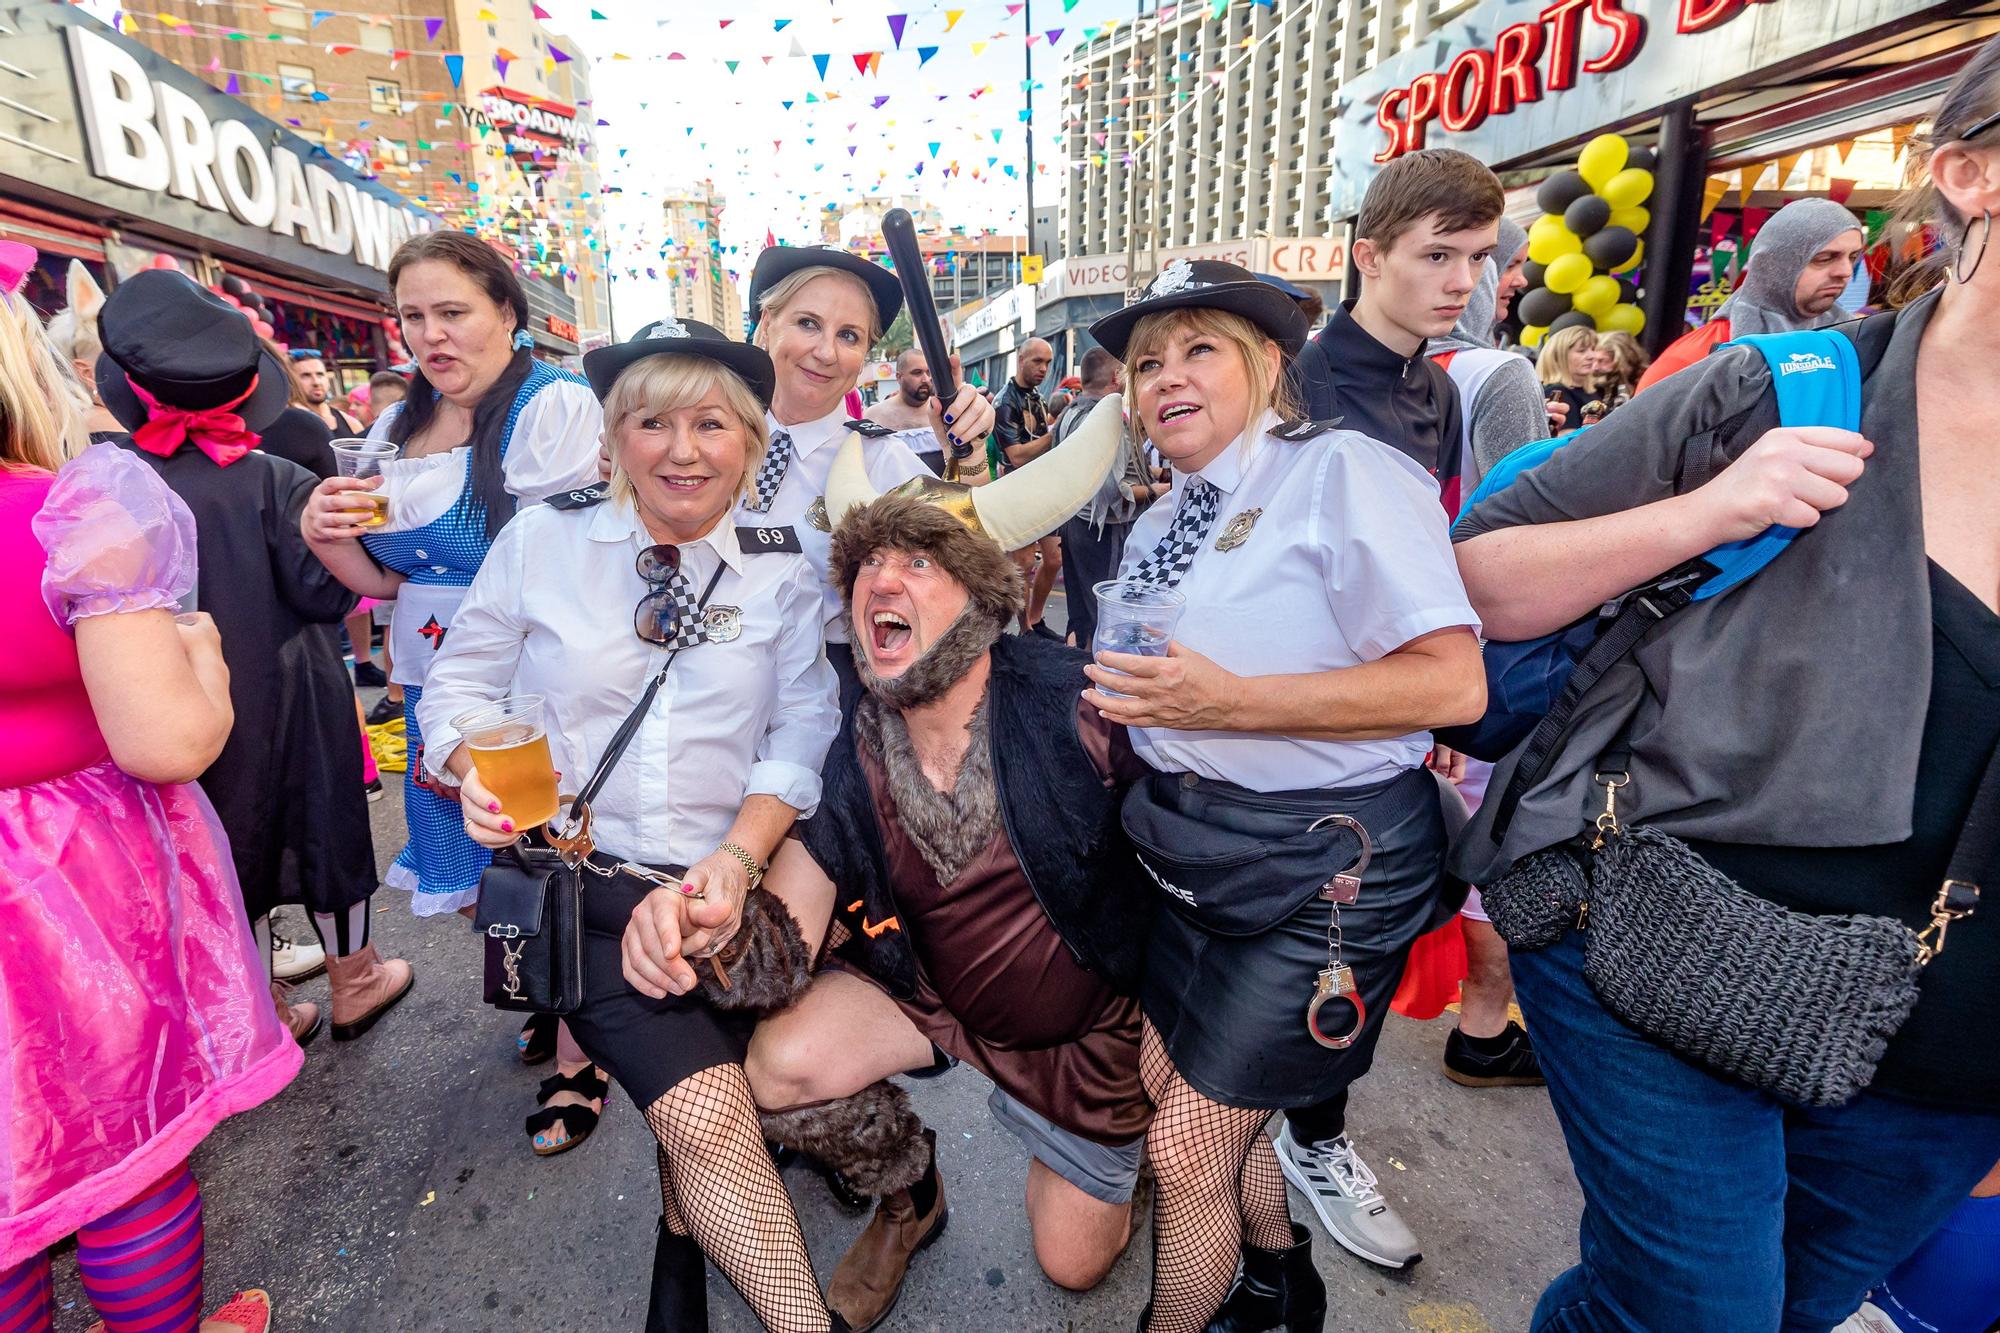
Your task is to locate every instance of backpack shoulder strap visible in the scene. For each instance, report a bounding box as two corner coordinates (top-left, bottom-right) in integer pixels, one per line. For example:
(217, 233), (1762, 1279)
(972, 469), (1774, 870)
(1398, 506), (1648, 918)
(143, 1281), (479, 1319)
(1725, 328), (1862, 432)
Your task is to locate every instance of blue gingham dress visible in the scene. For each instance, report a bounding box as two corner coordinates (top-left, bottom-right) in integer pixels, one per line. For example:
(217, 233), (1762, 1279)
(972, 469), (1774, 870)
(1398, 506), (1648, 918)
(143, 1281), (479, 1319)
(363, 362), (584, 915)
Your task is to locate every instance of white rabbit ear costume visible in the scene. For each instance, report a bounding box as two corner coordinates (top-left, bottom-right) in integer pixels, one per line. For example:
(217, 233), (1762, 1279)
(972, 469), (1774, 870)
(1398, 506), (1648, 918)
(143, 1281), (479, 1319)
(47, 260), (110, 370)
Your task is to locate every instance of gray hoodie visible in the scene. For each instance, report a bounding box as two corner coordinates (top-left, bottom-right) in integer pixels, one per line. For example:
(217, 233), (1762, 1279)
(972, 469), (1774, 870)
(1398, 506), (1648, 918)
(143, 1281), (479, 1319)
(1715, 198), (1864, 335)
(1431, 218), (1549, 482)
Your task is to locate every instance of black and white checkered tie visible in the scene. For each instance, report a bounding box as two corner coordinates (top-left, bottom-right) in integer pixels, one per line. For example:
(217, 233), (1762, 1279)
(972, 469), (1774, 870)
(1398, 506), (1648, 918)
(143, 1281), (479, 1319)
(745, 429), (792, 514)
(1130, 478), (1221, 590)
(654, 567), (712, 650)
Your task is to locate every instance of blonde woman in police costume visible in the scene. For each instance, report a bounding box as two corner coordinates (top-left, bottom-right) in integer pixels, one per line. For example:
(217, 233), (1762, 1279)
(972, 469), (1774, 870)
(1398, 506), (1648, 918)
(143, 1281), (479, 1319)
(1083, 260), (1485, 1333)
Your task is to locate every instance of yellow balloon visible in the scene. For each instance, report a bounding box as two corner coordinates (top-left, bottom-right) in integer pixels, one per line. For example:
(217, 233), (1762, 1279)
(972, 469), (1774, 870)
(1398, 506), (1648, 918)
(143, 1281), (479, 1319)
(1521, 324), (1549, 348)
(1601, 167), (1655, 211)
(1611, 240), (1646, 275)
(1528, 225), (1583, 265)
(1573, 274), (1621, 317)
(1597, 303), (1646, 336)
(1577, 133), (1630, 190)
(1543, 252), (1594, 295)
(1608, 206), (1651, 234)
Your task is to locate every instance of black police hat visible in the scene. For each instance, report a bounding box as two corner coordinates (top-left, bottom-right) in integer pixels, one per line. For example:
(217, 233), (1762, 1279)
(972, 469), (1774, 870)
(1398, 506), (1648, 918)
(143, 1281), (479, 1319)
(96, 270), (289, 434)
(583, 316), (777, 408)
(1087, 259), (1309, 359)
(746, 244), (903, 332)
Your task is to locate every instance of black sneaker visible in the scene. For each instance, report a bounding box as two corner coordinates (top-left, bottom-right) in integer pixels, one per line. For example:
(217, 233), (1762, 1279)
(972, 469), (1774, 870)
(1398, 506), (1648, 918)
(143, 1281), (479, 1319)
(353, 660), (388, 688)
(365, 777), (384, 802)
(1443, 1020), (1544, 1088)
(1029, 620), (1065, 643)
(366, 695), (403, 726)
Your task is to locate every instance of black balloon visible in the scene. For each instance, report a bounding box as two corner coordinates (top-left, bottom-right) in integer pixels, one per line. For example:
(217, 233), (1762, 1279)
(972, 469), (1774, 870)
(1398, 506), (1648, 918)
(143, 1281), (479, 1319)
(1584, 226), (1639, 269)
(1523, 260), (1548, 289)
(1616, 276), (1640, 306)
(1564, 194), (1611, 238)
(1624, 146), (1657, 173)
(1550, 310), (1597, 335)
(1535, 169), (1592, 216)
(1517, 286), (1574, 328)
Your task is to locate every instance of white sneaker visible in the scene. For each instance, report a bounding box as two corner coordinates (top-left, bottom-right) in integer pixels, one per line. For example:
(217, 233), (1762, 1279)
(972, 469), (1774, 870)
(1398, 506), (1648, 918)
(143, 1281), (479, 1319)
(271, 928), (326, 983)
(1274, 1122), (1422, 1269)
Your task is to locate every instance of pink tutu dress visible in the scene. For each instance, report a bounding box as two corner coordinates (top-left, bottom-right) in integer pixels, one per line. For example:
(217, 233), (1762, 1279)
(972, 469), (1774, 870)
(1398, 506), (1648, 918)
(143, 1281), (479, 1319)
(0, 444), (301, 1268)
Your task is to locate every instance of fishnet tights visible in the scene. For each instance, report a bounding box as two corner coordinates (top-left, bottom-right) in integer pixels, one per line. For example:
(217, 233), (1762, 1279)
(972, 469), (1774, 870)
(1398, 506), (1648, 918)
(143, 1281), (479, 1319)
(1140, 1021), (1292, 1333)
(641, 1064), (830, 1333)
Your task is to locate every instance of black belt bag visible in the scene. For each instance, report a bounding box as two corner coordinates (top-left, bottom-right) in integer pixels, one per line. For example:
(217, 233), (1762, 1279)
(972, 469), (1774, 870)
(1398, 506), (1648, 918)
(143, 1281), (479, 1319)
(1120, 770), (1429, 936)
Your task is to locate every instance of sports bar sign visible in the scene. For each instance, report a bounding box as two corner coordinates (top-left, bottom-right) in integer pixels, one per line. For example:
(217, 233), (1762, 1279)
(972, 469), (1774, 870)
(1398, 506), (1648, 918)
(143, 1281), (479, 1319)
(1329, 0), (1952, 217)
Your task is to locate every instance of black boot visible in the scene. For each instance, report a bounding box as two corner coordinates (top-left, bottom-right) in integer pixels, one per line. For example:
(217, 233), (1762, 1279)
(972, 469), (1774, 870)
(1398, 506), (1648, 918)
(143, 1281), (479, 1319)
(645, 1220), (708, 1332)
(1206, 1223), (1326, 1333)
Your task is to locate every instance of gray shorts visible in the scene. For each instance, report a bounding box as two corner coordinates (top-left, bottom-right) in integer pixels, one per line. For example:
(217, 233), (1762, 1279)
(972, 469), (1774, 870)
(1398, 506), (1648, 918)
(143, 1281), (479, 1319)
(985, 1087), (1143, 1205)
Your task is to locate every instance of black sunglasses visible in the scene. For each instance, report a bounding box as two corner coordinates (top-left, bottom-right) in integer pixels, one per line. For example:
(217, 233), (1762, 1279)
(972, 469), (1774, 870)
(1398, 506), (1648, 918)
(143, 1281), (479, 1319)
(633, 544), (685, 645)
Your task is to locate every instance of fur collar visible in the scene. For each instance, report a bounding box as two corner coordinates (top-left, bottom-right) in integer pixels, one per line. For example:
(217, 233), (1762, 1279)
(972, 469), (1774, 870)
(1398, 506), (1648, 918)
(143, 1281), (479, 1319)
(857, 693), (1001, 885)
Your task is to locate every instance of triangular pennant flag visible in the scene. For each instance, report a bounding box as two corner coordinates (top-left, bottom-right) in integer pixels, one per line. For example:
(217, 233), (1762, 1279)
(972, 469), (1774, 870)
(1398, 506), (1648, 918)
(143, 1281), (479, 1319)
(589, 9), (606, 18)
(1026, 34), (1041, 46)
(1065, 0), (1082, 8)
(532, 2), (550, 17)
(1006, 3), (1024, 14)
(549, 44), (571, 63)
(867, 52), (883, 76)
(725, 59), (739, 73)
(476, 7), (496, 20)
(1774, 152), (1803, 188)
(443, 54), (463, 86)
(854, 52), (873, 74)
(873, 95), (891, 108)
(812, 53), (831, 80)
(927, 142), (940, 157)
(225, 72), (241, 94)
(1700, 175), (1730, 222)
(917, 46), (938, 66)
(944, 9), (964, 31)
(775, 18), (792, 31)
(1738, 165), (1760, 208)
(1835, 139), (1857, 164)
(1827, 178), (1857, 206)
(887, 14), (907, 48)
(719, 18), (732, 27)
(992, 129), (1004, 142)
(971, 41), (987, 55)
(1046, 29), (1063, 44)
(311, 10), (332, 28)
(1891, 124), (1913, 158)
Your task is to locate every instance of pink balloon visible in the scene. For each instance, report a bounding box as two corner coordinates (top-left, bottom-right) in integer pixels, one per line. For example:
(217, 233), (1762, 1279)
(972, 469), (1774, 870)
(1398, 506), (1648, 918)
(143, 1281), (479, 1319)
(149, 253), (180, 270)
(220, 293), (242, 307)
(252, 319), (274, 338)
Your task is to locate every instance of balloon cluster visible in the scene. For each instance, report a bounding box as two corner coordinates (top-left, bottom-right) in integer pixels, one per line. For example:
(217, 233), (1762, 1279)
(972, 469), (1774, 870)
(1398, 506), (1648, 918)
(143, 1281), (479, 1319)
(1518, 134), (1654, 347)
(378, 315), (411, 367)
(209, 270), (283, 346)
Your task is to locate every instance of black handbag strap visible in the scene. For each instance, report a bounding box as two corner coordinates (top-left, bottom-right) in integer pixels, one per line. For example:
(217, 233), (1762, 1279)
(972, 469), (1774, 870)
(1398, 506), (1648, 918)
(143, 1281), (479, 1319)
(1947, 739), (2000, 891)
(571, 562), (727, 812)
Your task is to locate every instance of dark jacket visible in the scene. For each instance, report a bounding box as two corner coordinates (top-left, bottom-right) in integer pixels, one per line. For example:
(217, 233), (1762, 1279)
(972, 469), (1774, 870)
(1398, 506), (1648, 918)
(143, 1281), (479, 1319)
(804, 632), (1153, 996)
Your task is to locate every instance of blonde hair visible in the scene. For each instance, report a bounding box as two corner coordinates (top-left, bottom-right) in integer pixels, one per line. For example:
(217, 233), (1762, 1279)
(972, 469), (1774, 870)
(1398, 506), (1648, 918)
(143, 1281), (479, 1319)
(2, 289), (90, 473)
(752, 265), (882, 349)
(1121, 305), (1298, 445)
(602, 354), (770, 507)
(1536, 326), (1599, 387)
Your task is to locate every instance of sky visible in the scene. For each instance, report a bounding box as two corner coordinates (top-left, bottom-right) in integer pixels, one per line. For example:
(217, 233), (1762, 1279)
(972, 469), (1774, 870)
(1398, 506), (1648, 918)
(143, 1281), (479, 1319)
(534, 0), (1141, 336)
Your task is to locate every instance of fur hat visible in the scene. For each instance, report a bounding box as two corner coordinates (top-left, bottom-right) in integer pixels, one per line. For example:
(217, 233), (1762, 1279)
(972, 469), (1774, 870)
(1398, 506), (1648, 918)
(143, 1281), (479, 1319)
(829, 491), (1024, 623)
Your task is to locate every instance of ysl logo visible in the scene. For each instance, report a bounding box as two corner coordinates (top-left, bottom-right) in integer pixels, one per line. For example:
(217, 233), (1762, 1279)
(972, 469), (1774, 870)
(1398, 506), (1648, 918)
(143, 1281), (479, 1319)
(501, 939), (526, 999)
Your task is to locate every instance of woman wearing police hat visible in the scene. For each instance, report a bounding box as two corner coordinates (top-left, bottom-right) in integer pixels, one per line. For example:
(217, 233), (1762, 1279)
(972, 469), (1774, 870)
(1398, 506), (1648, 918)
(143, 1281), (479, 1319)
(418, 316), (845, 1332)
(1081, 260), (1486, 1333)
(94, 268), (412, 1050)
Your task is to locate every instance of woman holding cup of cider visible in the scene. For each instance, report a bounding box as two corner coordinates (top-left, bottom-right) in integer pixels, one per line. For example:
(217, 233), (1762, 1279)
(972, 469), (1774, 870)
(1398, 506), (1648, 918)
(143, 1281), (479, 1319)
(416, 315), (841, 1330)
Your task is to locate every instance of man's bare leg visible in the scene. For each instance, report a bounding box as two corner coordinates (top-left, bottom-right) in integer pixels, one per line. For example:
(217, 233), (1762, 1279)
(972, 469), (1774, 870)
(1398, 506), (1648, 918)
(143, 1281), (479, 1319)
(1026, 534), (1062, 632)
(1024, 1157), (1133, 1291)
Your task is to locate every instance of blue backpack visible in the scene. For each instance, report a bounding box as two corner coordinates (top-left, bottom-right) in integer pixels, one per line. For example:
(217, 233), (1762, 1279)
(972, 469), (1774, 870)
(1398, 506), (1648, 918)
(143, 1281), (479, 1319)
(1438, 327), (1865, 828)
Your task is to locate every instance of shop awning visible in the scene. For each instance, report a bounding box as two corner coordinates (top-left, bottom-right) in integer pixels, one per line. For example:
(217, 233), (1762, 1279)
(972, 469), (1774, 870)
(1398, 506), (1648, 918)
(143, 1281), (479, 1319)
(241, 272), (388, 325)
(0, 198), (108, 264)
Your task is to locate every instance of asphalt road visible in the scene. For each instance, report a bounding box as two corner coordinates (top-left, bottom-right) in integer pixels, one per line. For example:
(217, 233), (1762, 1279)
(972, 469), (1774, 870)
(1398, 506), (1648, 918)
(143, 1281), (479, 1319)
(49, 659), (1585, 1333)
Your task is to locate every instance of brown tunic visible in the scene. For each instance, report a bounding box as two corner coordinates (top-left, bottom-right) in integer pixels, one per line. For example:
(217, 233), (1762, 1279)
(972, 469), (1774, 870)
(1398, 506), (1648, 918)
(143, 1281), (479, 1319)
(849, 700), (1149, 1146)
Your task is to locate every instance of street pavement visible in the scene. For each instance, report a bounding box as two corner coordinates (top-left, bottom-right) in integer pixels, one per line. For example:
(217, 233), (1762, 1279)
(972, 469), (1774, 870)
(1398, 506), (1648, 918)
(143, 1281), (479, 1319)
(51, 659), (1585, 1332)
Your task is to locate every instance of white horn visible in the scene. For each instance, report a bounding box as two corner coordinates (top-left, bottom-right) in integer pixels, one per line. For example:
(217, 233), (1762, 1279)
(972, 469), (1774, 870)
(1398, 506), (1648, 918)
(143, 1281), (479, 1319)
(970, 392), (1124, 552)
(823, 429), (882, 530)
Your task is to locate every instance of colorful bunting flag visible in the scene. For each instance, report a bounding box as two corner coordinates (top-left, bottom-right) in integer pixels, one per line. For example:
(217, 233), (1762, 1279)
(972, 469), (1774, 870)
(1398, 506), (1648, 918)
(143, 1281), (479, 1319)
(944, 9), (964, 32)
(917, 45), (938, 66)
(443, 53), (463, 86)
(812, 53), (830, 79)
(1047, 29), (1063, 43)
(887, 14), (907, 48)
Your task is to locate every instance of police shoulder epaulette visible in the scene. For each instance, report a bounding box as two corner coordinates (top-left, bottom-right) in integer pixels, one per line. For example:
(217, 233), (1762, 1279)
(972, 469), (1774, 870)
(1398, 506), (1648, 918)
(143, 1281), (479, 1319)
(1272, 418), (1341, 442)
(547, 485), (609, 510)
(846, 418), (895, 438)
(736, 524), (804, 554)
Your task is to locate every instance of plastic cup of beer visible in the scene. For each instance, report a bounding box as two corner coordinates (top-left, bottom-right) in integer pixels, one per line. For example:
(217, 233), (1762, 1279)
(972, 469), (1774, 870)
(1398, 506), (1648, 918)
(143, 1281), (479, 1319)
(1092, 580), (1186, 699)
(451, 694), (561, 830)
(331, 439), (397, 529)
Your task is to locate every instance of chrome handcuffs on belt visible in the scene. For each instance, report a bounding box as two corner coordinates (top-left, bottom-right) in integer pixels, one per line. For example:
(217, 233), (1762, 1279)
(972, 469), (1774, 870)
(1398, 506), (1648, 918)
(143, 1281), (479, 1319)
(1305, 814), (1372, 1051)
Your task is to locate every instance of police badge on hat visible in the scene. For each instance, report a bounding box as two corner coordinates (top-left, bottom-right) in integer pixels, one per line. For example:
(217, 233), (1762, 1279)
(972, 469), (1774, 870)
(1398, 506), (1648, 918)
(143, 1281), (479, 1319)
(703, 606), (743, 643)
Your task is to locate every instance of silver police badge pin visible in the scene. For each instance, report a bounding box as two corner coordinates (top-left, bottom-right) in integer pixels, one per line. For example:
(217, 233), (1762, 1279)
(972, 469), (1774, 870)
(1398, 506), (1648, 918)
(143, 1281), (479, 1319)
(807, 495), (831, 532)
(1215, 508), (1262, 552)
(703, 606), (743, 643)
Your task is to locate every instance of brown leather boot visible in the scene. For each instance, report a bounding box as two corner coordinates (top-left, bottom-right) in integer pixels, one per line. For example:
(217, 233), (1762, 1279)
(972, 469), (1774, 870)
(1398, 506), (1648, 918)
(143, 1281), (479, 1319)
(826, 1130), (946, 1332)
(270, 979), (324, 1047)
(323, 942), (414, 1041)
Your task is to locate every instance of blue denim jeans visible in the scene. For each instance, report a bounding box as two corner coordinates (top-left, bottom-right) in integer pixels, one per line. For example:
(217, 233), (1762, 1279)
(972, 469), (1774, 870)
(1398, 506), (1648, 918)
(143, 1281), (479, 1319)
(1511, 930), (2000, 1332)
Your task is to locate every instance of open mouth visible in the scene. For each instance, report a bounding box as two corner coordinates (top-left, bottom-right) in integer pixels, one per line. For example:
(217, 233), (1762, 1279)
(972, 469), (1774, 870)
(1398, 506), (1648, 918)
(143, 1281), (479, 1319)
(659, 475), (710, 493)
(1159, 403), (1200, 424)
(870, 608), (912, 655)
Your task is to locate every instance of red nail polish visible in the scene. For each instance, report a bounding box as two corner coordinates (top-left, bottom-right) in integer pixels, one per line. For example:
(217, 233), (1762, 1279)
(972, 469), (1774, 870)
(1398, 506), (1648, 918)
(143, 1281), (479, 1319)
(502, 820), (514, 833)
(488, 802), (500, 813)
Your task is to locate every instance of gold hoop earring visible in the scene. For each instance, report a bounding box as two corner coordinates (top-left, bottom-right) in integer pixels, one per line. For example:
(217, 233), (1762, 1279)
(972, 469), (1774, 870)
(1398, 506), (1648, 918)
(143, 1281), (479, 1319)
(1954, 209), (1991, 284)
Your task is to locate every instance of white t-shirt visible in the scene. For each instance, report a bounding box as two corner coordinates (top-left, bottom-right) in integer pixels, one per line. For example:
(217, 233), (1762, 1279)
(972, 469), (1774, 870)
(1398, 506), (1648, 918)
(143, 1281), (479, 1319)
(366, 381), (605, 531)
(1117, 413), (1480, 792)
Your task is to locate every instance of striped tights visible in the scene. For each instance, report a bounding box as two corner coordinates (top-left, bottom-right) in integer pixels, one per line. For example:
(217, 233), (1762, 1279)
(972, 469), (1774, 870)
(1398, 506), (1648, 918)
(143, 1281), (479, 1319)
(0, 1163), (204, 1333)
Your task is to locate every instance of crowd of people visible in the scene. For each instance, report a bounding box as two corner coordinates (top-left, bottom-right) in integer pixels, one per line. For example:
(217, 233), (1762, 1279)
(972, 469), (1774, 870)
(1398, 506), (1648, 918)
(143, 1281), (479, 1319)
(3, 33), (1999, 1333)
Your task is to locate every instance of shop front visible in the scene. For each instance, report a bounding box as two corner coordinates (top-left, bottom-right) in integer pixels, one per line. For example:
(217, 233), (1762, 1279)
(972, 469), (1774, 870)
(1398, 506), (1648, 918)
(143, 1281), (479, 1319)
(1330, 0), (1999, 351)
(0, 5), (438, 378)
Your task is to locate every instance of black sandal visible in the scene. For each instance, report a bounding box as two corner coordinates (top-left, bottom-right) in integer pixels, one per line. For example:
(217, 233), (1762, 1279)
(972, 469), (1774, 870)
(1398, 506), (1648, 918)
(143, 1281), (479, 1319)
(517, 1012), (557, 1066)
(526, 1064), (608, 1158)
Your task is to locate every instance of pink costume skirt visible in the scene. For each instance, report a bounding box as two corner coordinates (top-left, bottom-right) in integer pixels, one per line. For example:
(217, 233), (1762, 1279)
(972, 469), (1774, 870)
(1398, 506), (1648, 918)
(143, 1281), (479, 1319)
(0, 762), (302, 1266)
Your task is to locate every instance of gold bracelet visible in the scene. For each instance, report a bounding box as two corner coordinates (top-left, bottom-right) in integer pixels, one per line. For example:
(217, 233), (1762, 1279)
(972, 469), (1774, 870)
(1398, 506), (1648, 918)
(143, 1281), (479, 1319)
(717, 841), (765, 889)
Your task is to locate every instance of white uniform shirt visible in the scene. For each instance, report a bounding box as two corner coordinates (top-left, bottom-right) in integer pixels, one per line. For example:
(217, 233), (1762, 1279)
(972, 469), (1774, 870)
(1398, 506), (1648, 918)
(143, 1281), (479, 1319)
(365, 383), (605, 530)
(416, 498), (839, 868)
(1117, 413), (1479, 792)
(736, 406), (930, 642)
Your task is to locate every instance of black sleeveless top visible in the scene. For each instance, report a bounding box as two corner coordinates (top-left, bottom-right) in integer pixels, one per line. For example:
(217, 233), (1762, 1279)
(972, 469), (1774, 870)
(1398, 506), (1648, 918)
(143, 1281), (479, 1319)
(1690, 562), (2000, 1109)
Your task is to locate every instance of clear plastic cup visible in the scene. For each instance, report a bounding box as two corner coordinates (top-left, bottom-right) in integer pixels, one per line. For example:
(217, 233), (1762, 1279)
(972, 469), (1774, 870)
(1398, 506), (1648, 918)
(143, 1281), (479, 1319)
(331, 438), (397, 529)
(1092, 580), (1187, 698)
(451, 694), (560, 830)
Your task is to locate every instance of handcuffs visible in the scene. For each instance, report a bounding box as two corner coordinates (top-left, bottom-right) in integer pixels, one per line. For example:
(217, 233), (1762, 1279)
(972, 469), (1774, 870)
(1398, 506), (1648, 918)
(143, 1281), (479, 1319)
(1305, 814), (1373, 1051)
(543, 802), (735, 990)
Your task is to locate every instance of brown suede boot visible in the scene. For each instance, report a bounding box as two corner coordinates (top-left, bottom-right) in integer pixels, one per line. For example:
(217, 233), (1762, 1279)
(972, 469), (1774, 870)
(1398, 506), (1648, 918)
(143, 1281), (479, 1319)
(323, 943), (414, 1041)
(826, 1130), (946, 1332)
(270, 979), (324, 1047)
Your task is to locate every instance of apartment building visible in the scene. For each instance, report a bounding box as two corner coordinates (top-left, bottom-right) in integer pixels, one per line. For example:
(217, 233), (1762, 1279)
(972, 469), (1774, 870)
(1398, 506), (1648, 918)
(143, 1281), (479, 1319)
(661, 185), (745, 335)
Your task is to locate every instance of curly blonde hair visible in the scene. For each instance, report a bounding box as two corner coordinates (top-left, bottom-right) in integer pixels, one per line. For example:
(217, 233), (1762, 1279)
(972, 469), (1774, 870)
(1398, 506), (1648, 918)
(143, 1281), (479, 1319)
(2, 287), (90, 473)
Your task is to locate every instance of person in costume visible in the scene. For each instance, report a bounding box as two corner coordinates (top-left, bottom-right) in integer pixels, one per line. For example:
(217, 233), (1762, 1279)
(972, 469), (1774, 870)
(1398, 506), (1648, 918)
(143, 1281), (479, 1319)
(0, 241), (293, 1333)
(95, 269), (409, 1049)
(1082, 260), (1485, 1332)
(422, 317), (842, 1333)
(301, 230), (604, 1153)
(745, 394), (1152, 1332)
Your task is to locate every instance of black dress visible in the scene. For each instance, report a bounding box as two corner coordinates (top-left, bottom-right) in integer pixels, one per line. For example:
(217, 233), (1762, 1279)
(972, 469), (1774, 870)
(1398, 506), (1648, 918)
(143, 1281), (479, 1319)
(112, 434), (377, 923)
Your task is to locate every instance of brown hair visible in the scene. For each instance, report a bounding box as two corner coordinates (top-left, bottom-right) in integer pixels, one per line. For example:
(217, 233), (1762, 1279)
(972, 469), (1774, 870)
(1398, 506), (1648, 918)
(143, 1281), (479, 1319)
(1357, 148), (1506, 252)
(1121, 306), (1298, 443)
(1888, 34), (2000, 304)
(384, 230), (533, 537)
(1597, 331), (1649, 388)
